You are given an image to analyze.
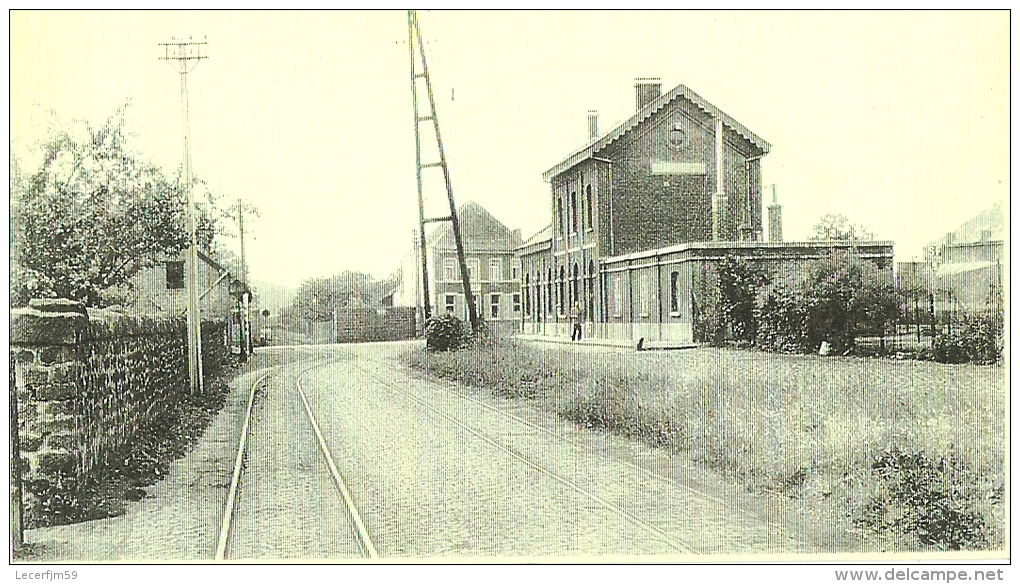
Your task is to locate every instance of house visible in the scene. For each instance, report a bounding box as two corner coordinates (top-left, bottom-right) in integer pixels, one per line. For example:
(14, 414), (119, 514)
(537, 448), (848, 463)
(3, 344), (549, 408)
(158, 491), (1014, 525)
(130, 249), (247, 320)
(520, 78), (894, 345)
(395, 201), (524, 334)
(899, 201), (1004, 316)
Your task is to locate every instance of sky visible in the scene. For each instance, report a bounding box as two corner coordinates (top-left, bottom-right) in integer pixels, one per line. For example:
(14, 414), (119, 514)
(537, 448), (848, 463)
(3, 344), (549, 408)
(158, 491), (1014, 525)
(9, 10), (1010, 290)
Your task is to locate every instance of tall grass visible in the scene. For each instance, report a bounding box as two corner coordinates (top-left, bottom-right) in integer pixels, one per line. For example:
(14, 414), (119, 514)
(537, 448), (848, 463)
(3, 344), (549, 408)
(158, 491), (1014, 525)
(408, 339), (1005, 551)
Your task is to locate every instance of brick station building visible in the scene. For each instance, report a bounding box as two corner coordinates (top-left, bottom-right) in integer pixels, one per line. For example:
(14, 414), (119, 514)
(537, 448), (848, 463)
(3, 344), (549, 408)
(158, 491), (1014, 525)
(519, 79), (893, 345)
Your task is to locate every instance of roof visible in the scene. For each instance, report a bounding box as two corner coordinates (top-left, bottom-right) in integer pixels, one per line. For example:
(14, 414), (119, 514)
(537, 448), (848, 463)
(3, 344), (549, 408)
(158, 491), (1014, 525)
(543, 82), (770, 181)
(521, 224), (552, 246)
(929, 200), (1004, 248)
(936, 261), (996, 278)
(427, 200), (523, 252)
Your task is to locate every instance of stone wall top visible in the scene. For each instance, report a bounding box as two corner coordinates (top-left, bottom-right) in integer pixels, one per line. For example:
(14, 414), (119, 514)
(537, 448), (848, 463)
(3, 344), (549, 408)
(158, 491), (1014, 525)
(12, 300), (187, 346)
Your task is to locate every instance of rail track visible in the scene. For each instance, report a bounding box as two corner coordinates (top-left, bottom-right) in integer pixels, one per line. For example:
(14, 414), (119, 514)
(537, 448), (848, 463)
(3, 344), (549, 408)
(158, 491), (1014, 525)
(215, 359), (378, 560)
(216, 344), (803, 558)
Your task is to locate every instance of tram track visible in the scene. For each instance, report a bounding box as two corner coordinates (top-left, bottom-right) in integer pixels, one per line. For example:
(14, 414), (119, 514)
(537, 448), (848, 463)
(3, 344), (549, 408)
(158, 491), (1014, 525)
(217, 344), (796, 558)
(215, 357), (377, 560)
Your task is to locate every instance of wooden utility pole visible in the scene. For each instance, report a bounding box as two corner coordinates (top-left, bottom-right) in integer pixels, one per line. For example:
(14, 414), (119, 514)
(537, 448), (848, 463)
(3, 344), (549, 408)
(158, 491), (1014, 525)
(408, 10), (480, 333)
(161, 37), (207, 393)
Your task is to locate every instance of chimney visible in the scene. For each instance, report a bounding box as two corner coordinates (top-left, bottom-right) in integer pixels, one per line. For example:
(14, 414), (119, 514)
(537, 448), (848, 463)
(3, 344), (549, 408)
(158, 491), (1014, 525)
(587, 110), (598, 141)
(768, 185), (783, 243)
(634, 78), (662, 111)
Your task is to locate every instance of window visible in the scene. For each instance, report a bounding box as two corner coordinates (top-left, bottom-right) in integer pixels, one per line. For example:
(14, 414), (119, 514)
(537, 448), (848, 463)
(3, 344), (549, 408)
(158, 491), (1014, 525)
(445, 294), (456, 314)
(558, 266), (566, 314)
(466, 258), (479, 283)
(513, 293), (521, 313)
(165, 261), (185, 290)
(640, 273), (650, 317)
(670, 271), (680, 314)
(571, 263), (580, 308)
(556, 198), (565, 238)
(524, 274), (531, 315)
(490, 293), (500, 319)
(547, 269), (554, 315)
(489, 258), (503, 282)
(535, 282), (541, 319)
(570, 191), (578, 233)
(586, 186), (593, 230)
(511, 265), (518, 280)
(612, 277), (622, 317)
(443, 258), (457, 282)
(587, 260), (596, 322)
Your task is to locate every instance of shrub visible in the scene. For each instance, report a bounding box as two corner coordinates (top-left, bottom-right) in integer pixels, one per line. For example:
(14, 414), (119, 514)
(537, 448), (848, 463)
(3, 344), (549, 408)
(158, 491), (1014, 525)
(693, 268), (725, 346)
(755, 285), (811, 353)
(800, 252), (900, 353)
(920, 314), (1002, 364)
(717, 256), (770, 344)
(425, 313), (469, 352)
(854, 447), (989, 550)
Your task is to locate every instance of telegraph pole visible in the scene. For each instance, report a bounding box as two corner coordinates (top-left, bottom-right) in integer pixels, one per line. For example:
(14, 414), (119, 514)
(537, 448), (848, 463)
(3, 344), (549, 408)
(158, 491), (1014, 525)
(161, 37), (207, 393)
(238, 198), (252, 357)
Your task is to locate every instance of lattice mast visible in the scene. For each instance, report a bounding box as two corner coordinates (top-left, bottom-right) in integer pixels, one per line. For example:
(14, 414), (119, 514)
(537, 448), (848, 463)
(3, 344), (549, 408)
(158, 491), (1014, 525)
(408, 10), (480, 334)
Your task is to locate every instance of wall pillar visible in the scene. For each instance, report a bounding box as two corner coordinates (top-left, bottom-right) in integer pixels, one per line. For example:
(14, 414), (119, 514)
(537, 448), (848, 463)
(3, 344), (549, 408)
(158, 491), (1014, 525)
(713, 117), (727, 241)
(11, 299), (89, 525)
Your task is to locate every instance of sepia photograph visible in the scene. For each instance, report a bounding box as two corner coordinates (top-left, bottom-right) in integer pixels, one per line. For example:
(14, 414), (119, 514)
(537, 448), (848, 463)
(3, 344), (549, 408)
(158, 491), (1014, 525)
(8, 8), (1009, 578)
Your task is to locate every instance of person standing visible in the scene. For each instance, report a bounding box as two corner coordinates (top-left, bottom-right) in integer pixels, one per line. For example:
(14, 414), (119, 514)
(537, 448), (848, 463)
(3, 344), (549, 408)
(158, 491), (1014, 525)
(570, 301), (583, 341)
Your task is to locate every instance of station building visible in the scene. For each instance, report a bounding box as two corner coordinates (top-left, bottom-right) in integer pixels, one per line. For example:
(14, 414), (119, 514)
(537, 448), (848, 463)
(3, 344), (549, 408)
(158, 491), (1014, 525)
(519, 79), (893, 345)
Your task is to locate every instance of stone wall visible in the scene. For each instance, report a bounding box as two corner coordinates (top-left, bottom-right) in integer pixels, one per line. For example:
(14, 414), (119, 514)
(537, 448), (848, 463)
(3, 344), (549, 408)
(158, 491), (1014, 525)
(10, 299), (228, 526)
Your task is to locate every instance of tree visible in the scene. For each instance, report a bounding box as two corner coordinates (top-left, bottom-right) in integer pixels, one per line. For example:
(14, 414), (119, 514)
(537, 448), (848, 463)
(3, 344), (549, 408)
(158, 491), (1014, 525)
(810, 213), (876, 242)
(289, 271), (393, 322)
(11, 104), (214, 307)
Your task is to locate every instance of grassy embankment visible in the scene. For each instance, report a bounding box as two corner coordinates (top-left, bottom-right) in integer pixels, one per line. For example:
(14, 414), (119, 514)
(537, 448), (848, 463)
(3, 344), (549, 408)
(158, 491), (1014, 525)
(408, 338), (1005, 552)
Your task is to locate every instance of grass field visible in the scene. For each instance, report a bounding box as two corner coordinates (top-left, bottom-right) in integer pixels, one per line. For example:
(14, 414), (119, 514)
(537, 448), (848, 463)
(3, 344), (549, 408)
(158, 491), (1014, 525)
(408, 338), (1006, 552)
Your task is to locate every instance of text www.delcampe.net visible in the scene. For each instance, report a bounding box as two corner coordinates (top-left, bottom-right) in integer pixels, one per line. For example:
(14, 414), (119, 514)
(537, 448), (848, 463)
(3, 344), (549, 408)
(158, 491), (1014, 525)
(835, 569), (1005, 582)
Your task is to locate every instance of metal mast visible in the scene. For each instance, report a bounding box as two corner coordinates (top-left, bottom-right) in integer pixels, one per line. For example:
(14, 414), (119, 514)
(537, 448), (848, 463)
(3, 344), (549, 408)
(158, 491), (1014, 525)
(408, 10), (480, 333)
(161, 38), (207, 393)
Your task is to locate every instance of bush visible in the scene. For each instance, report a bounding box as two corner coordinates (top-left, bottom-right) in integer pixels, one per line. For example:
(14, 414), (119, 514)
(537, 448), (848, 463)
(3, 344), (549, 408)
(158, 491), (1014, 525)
(717, 256), (770, 344)
(801, 252), (900, 353)
(754, 252), (899, 355)
(425, 313), (470, 352)
(920, 314), (1002, 364)
(855, 447), (990, 550)
(755, 286), (811, 353)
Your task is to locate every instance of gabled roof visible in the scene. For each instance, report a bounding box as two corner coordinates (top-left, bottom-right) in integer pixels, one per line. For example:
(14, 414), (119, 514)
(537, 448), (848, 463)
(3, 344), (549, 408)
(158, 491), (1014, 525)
(427, 200), (523, 252)
(543, 82), (770, 181)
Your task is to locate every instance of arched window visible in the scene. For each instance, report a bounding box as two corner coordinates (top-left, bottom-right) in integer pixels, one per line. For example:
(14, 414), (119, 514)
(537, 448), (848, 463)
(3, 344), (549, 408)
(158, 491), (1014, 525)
(572, 263), (580, 309)
(570, 192), (578, 233)
(524, 273), (531, 316)
(535, 274), (542, 321)
(587, 260), (596, 322)
(558, 266), (566, 315)
(547, 268), (554, 316)
(585, 185), (593, 230)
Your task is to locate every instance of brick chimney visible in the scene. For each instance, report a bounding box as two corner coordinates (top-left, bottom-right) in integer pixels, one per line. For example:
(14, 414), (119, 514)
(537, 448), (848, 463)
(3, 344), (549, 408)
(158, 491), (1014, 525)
(768, 185), (783, 243)
(587, 110), (598, 141)
(634, 78), (662, 111)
